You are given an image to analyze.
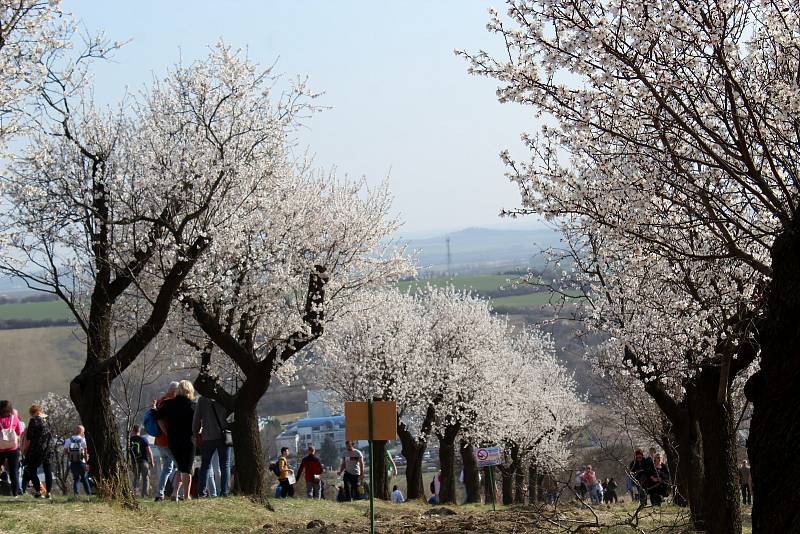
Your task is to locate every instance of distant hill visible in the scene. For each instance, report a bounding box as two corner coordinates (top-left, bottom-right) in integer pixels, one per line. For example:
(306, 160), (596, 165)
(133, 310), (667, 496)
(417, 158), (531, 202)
(401, 227), (561, 274)
(0, 327), (84, 408)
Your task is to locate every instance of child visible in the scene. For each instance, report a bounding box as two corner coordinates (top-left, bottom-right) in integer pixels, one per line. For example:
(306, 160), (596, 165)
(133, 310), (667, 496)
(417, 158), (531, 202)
(391, 484), (405, 504)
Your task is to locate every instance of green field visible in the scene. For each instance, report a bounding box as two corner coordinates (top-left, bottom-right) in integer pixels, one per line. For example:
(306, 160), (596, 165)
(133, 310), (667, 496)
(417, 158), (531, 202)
(396, 274), (581, 312)
(396, 274), (523, 293)
(491, 292), (574, 308)
(0, 300), (73, 321)
(0, 326), (84, 407)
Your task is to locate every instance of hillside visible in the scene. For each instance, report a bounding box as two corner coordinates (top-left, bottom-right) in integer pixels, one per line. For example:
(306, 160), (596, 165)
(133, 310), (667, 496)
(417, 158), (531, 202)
(0, 226), (593, 412)
(0, 327), (84, 407)
(401, 227), (560, 274)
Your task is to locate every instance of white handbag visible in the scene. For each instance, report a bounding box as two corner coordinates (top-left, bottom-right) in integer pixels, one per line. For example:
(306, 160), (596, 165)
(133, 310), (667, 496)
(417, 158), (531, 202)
(0, 415), (19, 450)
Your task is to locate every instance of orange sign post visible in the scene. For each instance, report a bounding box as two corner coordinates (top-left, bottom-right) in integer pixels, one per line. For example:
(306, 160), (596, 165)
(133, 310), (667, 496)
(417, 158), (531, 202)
(344, 400), (397, 441)
(344, 400), (397, 534)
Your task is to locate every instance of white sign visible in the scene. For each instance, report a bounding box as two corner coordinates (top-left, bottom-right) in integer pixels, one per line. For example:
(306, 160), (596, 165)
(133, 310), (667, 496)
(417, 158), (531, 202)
(475, 446), (503, 467)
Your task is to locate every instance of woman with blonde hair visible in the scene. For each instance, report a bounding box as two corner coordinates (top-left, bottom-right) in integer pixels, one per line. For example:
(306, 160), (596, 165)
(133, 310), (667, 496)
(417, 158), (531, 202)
(157, 380), (196, 501)
(22, 404), (53, 498)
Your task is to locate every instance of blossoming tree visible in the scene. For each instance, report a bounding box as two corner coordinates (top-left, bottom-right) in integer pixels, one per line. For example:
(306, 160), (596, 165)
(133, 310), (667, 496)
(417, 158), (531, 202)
(316, 288), (431, 500)
(461, 0), (798, 530)
(177, 171), (411, 499)
(0, 43), (312, 501)
(0, 0), (66, 144)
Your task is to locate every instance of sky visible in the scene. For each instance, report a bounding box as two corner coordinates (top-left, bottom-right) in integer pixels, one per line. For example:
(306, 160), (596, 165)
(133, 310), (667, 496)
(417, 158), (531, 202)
(67, 0), (542, 236)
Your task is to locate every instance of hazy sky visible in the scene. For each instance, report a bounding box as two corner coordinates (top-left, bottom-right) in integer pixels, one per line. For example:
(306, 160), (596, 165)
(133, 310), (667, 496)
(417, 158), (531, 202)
(68, 1), (541, 236)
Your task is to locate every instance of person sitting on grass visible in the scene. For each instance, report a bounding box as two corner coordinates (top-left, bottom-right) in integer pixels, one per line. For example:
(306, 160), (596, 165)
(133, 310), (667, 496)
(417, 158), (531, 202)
(336, 484), (347, 502)
(391, 484), (405, 504)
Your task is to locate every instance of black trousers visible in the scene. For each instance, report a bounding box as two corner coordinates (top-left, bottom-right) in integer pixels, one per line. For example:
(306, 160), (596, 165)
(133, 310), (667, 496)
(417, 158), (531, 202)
(0, 449), (20, 496)
(278, 478), (294, 498)
(23, 455), (53, 494)
(343, 472), (360, 501)
(741, 484), (752, 505)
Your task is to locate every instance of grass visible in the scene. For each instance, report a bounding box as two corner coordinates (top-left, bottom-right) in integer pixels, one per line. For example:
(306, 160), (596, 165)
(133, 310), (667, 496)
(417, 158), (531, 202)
(0, 495), (749, 533)
(0, 326), (84, 407)
(0, 495), (428, 533)
(491, 292), (575, 308)
(0, 300), (73, 321)
(396, 274), (582, 312)
(396, 274), (521, 293)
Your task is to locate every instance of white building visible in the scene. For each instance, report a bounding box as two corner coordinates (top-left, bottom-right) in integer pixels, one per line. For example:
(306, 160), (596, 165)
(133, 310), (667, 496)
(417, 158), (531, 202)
(275, 415), (346, 456)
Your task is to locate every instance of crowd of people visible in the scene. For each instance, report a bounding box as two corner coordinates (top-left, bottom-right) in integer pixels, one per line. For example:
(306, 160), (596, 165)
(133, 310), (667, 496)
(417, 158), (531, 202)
(572, 448), (671, 507)
(0, 399), (92, 498)
(140, 380), (233, 501)
(573, 465), (619, 505)
(0, 393), (759, 510)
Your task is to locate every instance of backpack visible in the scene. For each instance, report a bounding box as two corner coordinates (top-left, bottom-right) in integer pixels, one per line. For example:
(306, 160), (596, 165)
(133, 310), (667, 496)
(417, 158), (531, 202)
(143, 408), (160, 437)
(128, 437), (143, 462)
(269, 461), (281, 477)
(68, 437), (84, 462)
(0, 415), (18, 450)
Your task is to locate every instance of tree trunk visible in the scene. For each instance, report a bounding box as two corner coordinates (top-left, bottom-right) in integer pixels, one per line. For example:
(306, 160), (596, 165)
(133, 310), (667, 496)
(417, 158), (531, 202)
(501, 467), (514, 505)
(660, 426), (684, 505)
(514, 462), (527, 504)
(231, 401), (268, 500)
(694, 370), (742, 534)
(70, 370), (134, 505)
(483, 466), (496, 505)
(398, 423), (426, 500)
(372, 439), (389, 500)
(438, 424), (459, 504)
(663, 412), (704, 524)
(459, 440), (480, 503)
(528, 464), (537, 504)
(746, 224), (800, 534)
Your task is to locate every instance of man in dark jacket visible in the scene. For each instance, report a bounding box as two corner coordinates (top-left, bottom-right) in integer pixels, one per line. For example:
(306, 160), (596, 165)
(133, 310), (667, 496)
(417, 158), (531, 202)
(192, 396), (231, 497)
(628, 449), (657, 506)
(296, 445), (323, 498)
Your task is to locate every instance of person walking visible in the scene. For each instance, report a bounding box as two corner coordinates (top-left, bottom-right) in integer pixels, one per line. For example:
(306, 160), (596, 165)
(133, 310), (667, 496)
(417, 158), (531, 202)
(151, 382), (178, 501)
(605, 477), (619, 504)
(574, 468), (587, 500)
(629, 449), (656, 506)
(128, 425), (154, 497)
(296, 445), (323, 498)
(21, 404), (53, 498)
(0, 401), (22, 497)
(739, 459), (752, 505)
(156, 380), (196, 501)
(581, 465), (599, 504)
(651, 454), (670, 506)
(192, 395), (231, 498)
(337, 440), (364, 501)
(64, 425), (91, 496)
(276, 447), (294, 498)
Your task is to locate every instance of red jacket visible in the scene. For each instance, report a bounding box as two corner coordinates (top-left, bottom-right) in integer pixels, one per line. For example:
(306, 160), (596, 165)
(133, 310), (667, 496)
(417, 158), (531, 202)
(296, 454), (323, 482)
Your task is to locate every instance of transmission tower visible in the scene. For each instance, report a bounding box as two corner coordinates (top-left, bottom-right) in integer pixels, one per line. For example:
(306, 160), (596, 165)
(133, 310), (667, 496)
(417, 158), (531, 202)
(446, 236), (452, 276)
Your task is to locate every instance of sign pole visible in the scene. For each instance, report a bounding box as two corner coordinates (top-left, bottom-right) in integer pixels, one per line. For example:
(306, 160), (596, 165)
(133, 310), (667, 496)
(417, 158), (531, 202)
(368, 399), (375, 534)
(488, 466), (496, 512)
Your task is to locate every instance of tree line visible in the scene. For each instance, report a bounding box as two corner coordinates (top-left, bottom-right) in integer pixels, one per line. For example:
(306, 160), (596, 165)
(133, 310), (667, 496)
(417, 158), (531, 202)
(0, 0), (581, 509)
(459, 1), (800, 532)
